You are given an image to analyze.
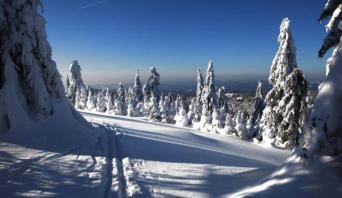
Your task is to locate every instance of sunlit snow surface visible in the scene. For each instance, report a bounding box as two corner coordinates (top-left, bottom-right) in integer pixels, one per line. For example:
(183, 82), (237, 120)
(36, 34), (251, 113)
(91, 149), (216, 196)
(81, 111), (289, 197)
(1, 110), (291, 197)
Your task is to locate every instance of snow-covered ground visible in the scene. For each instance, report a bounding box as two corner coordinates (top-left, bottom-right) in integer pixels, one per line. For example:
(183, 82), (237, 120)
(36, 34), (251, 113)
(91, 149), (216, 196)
(0, 110), (290, 197)
(81, 111), (290, 197)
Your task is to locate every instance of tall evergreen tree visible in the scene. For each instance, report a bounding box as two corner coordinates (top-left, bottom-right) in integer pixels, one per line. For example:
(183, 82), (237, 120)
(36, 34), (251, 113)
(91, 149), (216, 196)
(248, 81), (265, 137)
(0, 0), (78, 132)
(216, 86), (226, 108)
(106, 91), (114, 113)
(211, 107), (221, 132)
(117, 82), (126, 104)
(193, 69), (204, 123)
(201, 60), (217, 110)
(86, 90), (96, 110)
(77, 86), (87, 110)
(187, 98), (196, 125)
(224, 113), (235, 135)
(304, 1), (342, 156)
(148, 92), (160, 121)
(260, 18), (308, 149)
(174, 100), (188, 127)
(318, 0), (342, 58)
(196, 69), (204, 105)
(96, 91), (106, 112)
(146, 67), (160, 101)
(132, 70), (143, 104)
(66, 60), (85, 105)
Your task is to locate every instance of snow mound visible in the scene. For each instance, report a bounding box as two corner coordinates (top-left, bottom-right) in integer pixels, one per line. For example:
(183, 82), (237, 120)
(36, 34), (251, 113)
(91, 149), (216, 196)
(228, 150), (342, 198)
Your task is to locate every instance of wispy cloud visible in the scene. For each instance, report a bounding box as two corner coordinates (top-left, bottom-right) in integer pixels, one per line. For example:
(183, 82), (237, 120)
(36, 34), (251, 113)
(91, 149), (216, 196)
(78, 0), (109, 10)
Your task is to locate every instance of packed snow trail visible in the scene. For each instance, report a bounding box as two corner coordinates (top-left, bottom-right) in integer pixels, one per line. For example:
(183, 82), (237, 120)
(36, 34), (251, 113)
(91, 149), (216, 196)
(81, 111), (291, 197)
(111, 124), (128, 198)
(0, 121), (124, 198)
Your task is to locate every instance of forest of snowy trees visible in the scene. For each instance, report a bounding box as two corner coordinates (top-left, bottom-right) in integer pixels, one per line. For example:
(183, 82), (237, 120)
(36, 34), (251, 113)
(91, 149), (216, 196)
(67, 16), (310, 150)
(0, 0), (341, 196)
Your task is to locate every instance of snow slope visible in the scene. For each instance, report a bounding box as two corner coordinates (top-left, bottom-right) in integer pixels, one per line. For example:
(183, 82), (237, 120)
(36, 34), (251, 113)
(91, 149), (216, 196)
(0, 109), (119, 198)
(0, 109), (290, 197)
(228, 152), (342, 198)
(81, 111), (290, 197)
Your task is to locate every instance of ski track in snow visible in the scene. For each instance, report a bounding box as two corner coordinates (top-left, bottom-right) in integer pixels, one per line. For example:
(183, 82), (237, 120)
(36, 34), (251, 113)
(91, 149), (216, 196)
(0, 110), (289, 198)
(82, 111), (290, 197)
(96, 122), (142, 197)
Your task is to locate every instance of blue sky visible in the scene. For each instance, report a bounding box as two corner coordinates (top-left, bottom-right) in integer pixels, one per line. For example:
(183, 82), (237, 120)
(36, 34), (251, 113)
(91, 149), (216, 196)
(42, 0), (328, 85)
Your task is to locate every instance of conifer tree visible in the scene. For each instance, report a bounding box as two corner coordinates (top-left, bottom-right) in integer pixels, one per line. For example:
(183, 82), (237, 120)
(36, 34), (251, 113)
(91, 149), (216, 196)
(87, 90), (96, 110)
(236, 111), (248, 139)
(211, 107), (221, 132)
(217, 86), (226, 108)
(96, 91), (106, 112)
(187, 98), (196, 125)
(196, 69), (204, 105)
(224, 113), (235, 135)
(148, 67), (160, 101)
(318, 0), (342, 58)
(66, 60), (85, 105)
(174, 100), (188, 127)
(106, 91), (114, 113)
(148, 92), (160, 121)
(304, 1), (342, 155)
(132, 70), (143, 104)
(248, 81), (265, 137)
(117, 82), (125, 104)
(127, 100), (136, 117)
(0, 0), (78, 131)
(201, 60), (217, 110)
(260, 18), (308, 149)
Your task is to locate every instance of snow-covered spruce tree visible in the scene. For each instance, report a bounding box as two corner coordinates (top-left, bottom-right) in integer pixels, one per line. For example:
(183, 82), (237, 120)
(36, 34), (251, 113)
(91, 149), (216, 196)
(66, 60), (85, 105)
(164, 93), (173, 123)
(192, 69), (204, 124)
(174, 100), (188, 127)
(117, 82), (125, 104)
(127, 100), (136, 117)
(148, 67), (160, 100)
(142, 93), (150, 116)
(96, 91), (106, 112)
(216, 86), (226, 108)
(224, 113), (235, 135)
(168, 95), (177, 122)
(106, 91), (114, 113)
(114, 98), (125, 115)
(174, 94), (181, 114)
(86, 90), (96, 110)
(148, 92), (160, 121)
(260, 18), (308, 149)
(248, 81), (265, 137)
(142, 82), (151, 101)
(132, 70), (143, 104)
(219, 102), (228, 128)
(187, 98), (196, 125)
(303, 1), (342, 156)
(211, 107), (221, 132)
(201, 60), (217, 110)
(192, 103), (202, 126)
(75, 86), (87, 110)
(79, 86), (88, 110)
(318, 0), (342, 58)
(0, 0), (84, 132)
(199, 103), (212, 132)
(196, 69), (204, 105)
(159, 97), (167, 122)
(235, 111), (248, 139)
(104, 88), (110, 102)
(74, 87), (81, 109)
